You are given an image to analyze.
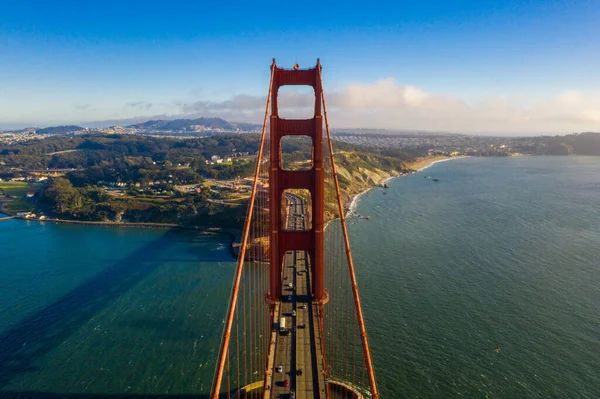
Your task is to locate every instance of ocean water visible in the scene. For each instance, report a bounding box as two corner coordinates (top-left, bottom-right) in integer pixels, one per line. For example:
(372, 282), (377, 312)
(0, 155), (599, 398)
(0, 222), (235, 397)
(348, 156), (600, 398)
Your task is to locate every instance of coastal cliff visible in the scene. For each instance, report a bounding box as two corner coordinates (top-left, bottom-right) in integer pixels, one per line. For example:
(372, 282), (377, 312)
(324, 151), (410, 219)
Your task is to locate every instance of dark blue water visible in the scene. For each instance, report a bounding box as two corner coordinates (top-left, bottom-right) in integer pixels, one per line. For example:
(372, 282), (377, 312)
(1, 156), (599, 398)
(348, 156), (600, 398)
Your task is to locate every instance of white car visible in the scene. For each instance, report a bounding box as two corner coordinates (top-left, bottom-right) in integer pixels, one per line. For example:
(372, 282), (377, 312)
(292, 310), (296, 317)
(277, 365), (283, 373)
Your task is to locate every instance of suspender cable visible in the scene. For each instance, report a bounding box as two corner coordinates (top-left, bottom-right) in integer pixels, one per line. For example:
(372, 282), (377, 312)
(211, 63), (275, 399)
(319, 68), (380, 399)
(236, 309), (240, 397)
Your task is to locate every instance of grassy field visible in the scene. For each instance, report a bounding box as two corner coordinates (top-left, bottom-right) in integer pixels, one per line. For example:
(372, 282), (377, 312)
(0, 182), (43, 197)
(4, 198), (35, 213)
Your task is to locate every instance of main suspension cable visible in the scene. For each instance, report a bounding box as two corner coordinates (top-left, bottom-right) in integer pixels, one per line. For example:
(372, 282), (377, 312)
(319, 67), (380, 399)
(211, 62), (276, 399)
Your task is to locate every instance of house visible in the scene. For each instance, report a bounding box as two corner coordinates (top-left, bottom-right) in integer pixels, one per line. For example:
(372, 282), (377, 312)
(211, 155), (220, 161)
(25, 192), (35, 198)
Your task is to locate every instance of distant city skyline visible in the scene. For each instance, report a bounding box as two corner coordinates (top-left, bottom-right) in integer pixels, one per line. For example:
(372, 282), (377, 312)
(1, 0), (599, 135)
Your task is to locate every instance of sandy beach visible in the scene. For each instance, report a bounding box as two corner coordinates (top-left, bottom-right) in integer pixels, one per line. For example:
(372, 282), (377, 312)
(406, 155), (469, 172)
(347, 155), (469, 215)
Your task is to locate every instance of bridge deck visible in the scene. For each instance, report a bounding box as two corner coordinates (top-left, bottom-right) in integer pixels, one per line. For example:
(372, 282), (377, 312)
(266, 194), (326, 399)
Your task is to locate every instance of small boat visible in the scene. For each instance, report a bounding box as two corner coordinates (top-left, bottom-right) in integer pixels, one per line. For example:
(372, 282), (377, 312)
(433, 179), (439, 182)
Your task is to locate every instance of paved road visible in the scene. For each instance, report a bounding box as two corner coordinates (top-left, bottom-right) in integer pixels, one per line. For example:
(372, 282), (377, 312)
(267, 194), (325, 399)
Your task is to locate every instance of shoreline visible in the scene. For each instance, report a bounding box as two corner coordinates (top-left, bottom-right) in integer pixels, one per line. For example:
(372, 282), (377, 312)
(3, 154), (470, 257)
(4, 216), (242, 258)
(409, 155), (470, 172)
(347, 155), (469, 215)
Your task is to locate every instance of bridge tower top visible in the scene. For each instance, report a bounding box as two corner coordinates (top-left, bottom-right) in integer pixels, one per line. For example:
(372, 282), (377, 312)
(269, 59), (326, 302)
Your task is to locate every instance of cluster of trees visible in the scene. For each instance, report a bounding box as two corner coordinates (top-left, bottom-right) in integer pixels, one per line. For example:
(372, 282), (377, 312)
(0, 133), (262, 170)
(65, 157), (204, 187)
(36, 125), (83, 135)
(39, 177), (121, 219)
(0, 133), (264, 184)
(62, 157), (255, 187)
(121, 191), (247, 227)
(38, 177), (245, 226)
(203, 160), (255, 179)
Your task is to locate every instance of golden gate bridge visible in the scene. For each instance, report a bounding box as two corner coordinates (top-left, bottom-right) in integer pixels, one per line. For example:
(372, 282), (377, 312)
(211, 59), (379, 399)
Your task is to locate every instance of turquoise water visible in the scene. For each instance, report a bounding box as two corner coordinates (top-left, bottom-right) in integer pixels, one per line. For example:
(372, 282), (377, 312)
(0, 222), (235, 397)
(1, 156), (599, 398)
(349, 156), (600, 398)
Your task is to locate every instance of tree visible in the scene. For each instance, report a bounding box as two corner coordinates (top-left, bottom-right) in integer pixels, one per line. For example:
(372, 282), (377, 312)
(42, 177), (83, 215)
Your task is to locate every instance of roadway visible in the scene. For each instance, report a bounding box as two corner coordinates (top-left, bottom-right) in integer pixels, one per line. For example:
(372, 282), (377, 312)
(267, 194), (325, 399)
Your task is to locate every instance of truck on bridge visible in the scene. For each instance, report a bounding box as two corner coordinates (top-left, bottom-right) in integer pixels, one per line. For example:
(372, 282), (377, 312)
(279, 317), (288, 335)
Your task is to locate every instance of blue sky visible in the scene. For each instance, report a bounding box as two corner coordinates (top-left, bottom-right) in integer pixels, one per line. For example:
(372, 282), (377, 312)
(1, 0), (599, 134)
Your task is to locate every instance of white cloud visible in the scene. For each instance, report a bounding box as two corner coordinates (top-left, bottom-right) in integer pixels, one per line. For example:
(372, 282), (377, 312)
(5, 79), (598, 135)
(172, 78), (600, 134)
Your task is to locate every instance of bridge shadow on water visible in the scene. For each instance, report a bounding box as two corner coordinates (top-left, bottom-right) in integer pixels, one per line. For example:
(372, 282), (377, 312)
(0, 228), (221, 393)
